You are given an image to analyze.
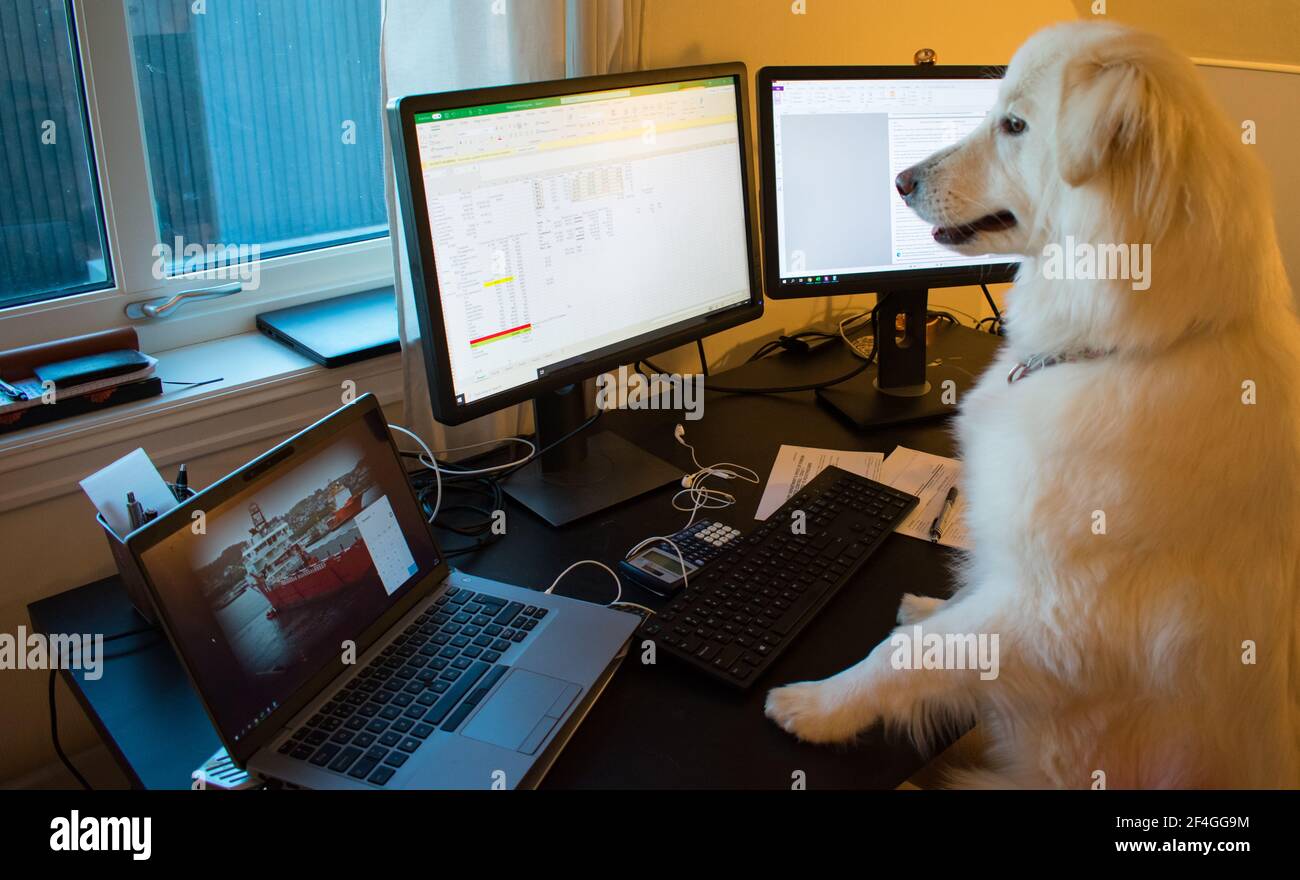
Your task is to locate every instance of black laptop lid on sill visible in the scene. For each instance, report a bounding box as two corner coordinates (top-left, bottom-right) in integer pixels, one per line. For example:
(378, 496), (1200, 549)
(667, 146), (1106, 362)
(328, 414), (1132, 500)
(257, 287), (400, 368)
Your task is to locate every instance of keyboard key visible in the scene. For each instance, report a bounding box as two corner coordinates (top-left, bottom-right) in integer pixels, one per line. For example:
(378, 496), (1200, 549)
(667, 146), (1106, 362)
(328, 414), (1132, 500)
(348, 756), (379, 779)
(309, 743), (339, 766)
(441, 700), (475, 731)
(423, 660), (489, 725)
(328, 746), (362, 773)
(493, 602), (525, 626)
(369, 766), (395, 786)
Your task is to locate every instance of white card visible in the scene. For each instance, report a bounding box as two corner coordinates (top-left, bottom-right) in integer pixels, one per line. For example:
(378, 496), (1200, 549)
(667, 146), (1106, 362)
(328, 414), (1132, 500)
(80, 447), (179, 538)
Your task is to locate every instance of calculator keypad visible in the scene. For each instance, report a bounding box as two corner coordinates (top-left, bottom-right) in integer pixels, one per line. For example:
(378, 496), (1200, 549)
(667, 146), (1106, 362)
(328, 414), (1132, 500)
(670, 520), (742, 567)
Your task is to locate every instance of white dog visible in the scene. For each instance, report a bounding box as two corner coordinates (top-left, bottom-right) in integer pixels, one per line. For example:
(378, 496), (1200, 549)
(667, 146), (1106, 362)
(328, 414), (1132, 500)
(765, 21), (1300, 788)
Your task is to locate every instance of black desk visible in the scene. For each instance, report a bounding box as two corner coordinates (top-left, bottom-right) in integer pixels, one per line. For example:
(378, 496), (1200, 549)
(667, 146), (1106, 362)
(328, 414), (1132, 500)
(29, 326), (1000, 790)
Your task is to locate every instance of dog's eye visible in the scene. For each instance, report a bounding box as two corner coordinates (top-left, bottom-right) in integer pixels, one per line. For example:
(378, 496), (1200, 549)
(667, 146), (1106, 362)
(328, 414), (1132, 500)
(1000, 114), (1027, 135)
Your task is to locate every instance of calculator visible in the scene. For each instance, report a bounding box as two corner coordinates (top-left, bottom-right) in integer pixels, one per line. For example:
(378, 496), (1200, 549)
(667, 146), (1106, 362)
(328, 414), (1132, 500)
(619, 519), (744, 597)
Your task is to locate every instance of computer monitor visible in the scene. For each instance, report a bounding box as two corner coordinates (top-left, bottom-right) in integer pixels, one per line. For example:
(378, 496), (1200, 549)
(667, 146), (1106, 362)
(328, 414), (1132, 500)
(756, 65), (1018, 427)
(389, 64), (763, 525)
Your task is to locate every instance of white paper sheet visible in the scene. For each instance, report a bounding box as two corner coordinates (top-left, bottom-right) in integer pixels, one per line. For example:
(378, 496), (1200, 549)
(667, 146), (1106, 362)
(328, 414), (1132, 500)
(79, 447), (179, 538)
(755, 445), (884, 521)
(879, 446), (971, 550)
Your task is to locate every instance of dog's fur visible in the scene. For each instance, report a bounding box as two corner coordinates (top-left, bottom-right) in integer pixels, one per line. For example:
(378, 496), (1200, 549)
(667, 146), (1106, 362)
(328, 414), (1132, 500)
(764, 21), (1300, 788)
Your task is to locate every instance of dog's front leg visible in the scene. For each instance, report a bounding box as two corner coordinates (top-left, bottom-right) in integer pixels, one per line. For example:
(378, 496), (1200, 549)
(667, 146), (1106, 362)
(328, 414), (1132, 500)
(897, 592), (946, 624)
(765, 602), (997, 745)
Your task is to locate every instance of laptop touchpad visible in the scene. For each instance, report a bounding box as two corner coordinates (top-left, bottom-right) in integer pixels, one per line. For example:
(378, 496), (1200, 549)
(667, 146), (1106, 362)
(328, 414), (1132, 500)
(461, 668), (582, 754)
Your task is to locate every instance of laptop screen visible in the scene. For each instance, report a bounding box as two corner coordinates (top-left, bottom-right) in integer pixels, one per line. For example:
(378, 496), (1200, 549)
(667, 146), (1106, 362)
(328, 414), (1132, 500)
(139, 405), (441, 748)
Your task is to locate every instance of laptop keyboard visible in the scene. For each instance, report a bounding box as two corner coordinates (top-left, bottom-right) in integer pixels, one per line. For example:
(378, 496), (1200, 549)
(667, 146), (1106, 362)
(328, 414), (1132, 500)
(277, 586), (547, 786)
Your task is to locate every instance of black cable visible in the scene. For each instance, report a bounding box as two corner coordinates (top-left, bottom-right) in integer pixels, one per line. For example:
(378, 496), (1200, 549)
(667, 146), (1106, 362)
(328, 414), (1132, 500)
(49, 624), (156, 790)
(745, 330), (837, 363)
(161, 377), (224, 389)
(49, 670), (91, 790)
(705, 304), (880, 395)
(695, 339), (709, 377)
(639, 356), (670, 375)
(980, 283), (1003, 326)
(497, 410), (602, 481)
(704, 358), (872, 395)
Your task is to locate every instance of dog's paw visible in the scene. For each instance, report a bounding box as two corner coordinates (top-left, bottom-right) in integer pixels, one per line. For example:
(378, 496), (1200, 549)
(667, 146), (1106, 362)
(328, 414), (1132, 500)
(897, 593), (945, 625)
(764, 679), (874, 744)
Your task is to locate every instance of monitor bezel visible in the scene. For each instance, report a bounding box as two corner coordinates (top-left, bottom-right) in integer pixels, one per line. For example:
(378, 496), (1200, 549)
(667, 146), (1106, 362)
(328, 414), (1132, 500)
(756, 64), (1019, 300)
(126, 394), (448, 766)
(389, 63), (764, 425)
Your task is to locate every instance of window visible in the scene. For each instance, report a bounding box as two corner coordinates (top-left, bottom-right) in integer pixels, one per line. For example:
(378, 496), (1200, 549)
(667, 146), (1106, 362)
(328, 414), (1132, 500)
(125, 0), (385, 274)
(1, 0), (391, 350)
(0, 0), (112, 309)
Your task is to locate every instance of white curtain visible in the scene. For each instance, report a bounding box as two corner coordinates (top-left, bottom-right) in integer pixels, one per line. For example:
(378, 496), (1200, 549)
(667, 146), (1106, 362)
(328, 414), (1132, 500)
(381, 0), (645, 452)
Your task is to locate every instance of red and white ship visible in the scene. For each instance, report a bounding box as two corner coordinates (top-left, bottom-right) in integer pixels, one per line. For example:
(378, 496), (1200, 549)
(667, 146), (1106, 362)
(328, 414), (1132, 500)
(242, 492), (372, 618)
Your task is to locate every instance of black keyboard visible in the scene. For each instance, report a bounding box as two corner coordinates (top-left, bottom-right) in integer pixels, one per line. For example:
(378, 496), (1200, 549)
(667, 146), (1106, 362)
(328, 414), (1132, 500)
(637, 466), (918, 688)
(278, 586), (547, 785)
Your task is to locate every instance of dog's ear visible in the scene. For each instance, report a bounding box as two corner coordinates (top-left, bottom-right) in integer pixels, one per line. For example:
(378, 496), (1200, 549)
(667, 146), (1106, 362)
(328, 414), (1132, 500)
(1055, 53), (1157, 187)
(1055, 37), (1191, 239)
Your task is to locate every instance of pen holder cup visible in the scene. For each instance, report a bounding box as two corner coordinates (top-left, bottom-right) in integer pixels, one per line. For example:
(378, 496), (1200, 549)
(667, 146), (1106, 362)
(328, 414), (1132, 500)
(97, 483), (195, 625)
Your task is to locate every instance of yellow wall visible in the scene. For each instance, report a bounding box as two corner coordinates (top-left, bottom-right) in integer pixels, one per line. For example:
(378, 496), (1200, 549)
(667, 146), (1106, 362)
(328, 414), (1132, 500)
(635, 0), (1083, 374)
(1071, 0), (1300, 66)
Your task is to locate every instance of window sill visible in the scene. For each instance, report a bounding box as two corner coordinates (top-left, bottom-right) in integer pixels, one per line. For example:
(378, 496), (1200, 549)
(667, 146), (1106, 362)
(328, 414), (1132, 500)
(0, 332), (403, 515)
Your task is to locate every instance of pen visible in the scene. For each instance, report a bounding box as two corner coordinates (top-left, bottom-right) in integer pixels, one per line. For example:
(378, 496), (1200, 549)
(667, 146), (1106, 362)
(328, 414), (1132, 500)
(0, 378), (28, 401)
(126, 492), (145, 531)
(929, 486), (959, 542)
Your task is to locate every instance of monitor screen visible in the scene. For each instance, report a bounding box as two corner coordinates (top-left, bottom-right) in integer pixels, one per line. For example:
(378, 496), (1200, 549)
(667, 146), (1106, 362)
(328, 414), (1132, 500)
(138, 407), (441, 747)
(409, 75), (753, 407)
(765, 74), (1014, 292)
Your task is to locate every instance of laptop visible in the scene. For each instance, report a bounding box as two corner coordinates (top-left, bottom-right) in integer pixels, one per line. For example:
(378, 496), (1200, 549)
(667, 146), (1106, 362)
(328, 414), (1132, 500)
(128, 394), (639, 789)
(257, 287), (401, 368)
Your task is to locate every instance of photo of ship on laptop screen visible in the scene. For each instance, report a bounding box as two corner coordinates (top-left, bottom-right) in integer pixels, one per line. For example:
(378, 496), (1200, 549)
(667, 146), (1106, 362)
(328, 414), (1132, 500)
(192, 436), (417, 677)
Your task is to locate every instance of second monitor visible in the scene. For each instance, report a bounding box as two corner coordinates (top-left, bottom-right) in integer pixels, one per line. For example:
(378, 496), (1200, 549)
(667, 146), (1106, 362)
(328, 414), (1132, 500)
(757, 65), (1019, 426)
(389, 64), (763, 525)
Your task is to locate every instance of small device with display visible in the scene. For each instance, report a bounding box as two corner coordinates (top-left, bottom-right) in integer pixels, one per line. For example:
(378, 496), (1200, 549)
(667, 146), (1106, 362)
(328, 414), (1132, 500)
(620, 520), (743, 597)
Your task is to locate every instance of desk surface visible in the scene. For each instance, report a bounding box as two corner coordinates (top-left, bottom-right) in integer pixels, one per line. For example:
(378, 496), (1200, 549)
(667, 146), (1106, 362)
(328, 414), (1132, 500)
(29, 326), (1000, 789)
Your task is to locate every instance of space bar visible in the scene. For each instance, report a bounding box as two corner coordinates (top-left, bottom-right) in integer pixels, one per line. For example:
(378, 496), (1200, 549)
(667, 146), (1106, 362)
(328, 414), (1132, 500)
(422, 661), (489, 725)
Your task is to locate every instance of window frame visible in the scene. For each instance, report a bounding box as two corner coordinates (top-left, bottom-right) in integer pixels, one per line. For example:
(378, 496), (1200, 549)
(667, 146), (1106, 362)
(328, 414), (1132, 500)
(0, 0), (394, 354)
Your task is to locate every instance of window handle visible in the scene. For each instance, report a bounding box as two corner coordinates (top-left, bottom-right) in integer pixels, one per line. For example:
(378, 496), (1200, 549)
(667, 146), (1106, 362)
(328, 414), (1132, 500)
(124, 281), (243, 320)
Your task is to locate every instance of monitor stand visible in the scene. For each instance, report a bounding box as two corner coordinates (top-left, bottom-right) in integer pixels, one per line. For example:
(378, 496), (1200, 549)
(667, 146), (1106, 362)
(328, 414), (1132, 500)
(816, 288), (966, 428)
(501, 384), (681, 527)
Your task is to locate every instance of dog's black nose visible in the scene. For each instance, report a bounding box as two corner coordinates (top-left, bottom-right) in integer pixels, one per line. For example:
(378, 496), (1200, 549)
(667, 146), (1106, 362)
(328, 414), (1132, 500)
(895, 168), (918, 198)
